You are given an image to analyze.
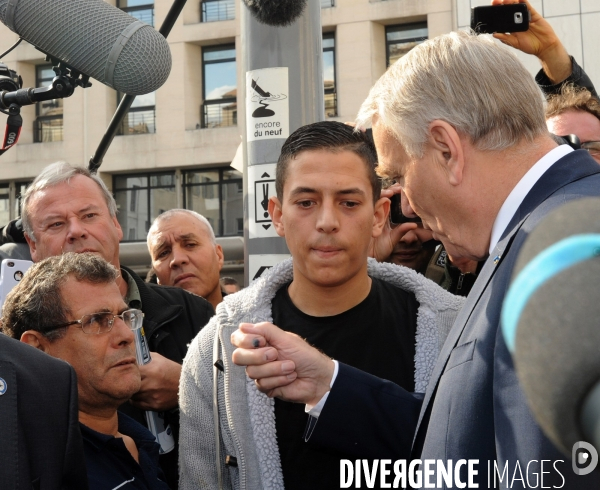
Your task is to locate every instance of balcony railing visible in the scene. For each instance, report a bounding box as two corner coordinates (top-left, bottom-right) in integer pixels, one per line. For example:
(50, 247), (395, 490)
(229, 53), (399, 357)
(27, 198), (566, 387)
(201, 99), (237, 128)
(201, 0), (235, 22)
(117, 108), (156, 135)
(34, 116), (63, 142)
(122, 6), (154, 26)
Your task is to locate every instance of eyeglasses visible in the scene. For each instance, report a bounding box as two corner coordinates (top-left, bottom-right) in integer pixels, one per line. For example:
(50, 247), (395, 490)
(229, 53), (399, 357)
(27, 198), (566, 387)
(581, 141), (600, 157)
(43, 309), (144, 335)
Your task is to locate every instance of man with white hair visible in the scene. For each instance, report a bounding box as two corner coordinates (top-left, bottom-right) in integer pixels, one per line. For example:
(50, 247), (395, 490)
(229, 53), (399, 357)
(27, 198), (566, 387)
(147, 209), (224, 310)
(230, 31), (600, 487)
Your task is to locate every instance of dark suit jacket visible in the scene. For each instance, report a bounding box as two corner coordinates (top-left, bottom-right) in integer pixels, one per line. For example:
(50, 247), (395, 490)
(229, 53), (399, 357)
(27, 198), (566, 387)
(0, 334), (89, 490)
(309, 150), (600, 487)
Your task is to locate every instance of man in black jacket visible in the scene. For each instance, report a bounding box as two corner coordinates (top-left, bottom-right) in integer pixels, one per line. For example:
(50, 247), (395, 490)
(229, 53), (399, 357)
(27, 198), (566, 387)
(0, 333), (89, 490)
(19, 161), (214, 489)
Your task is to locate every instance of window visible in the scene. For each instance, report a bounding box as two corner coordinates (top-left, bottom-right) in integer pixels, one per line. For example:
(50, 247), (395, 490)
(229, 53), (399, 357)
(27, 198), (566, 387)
(34, 65), (63, 143)
(14, 181), (30, 219)
(0, 184), (9, 227)
(113, 168), (243, 241)
(118, 0), (154, 26)
(183, 168), (243, 236)
(114, 172), (176, 241)
(323, 33), (337, 117)
(0, 180), (32, 226)
(201, 0), (235, 22)
(117, 0), (156, 135)
(386, 23), (428, 67)
(116, 1), (156, 135)
(320, 0), (334, 7)
(201, 45), (237, 128)
(116, 91), (156, 135)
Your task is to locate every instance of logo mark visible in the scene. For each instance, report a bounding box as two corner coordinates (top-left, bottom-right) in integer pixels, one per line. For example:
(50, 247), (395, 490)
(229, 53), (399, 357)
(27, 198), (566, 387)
(572, 441), (598, 475)
(6, 132), (17, 145)
(250, 79), (287, 118)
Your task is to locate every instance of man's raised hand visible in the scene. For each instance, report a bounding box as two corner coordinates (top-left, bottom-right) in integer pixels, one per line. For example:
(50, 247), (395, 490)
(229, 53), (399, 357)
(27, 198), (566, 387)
(231, 322), (335, 406)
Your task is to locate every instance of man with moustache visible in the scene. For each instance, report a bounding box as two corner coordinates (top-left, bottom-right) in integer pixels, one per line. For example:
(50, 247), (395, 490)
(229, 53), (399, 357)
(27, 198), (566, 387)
(179, 121), (464, 489)
(147, 209), (225, 310)
(3, 253), (168, 489)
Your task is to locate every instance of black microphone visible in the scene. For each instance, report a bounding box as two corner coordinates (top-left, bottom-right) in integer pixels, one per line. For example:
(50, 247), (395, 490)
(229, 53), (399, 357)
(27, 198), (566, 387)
(242, 0), (308, 27)
(502, 197), (600, 457)
(0, 0), (171, 95)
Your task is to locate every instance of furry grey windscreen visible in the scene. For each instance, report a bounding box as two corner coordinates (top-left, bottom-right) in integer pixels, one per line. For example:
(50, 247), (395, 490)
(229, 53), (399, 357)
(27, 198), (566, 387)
(513, 197), (600, 279)
(515, 260), (600, 456)
(242, 0), (308, 26)
(510, 198), (600, 456)
(0, 0), (171, 95)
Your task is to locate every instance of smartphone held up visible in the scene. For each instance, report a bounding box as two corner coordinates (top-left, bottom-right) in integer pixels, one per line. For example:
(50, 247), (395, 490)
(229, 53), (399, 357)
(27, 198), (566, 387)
(0, 259), (33, 315)
(471, 3), (530, 34)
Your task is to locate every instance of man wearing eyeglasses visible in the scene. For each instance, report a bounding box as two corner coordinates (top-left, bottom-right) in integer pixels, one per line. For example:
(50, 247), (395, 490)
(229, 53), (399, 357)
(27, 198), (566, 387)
(2, 252), (169, 490)
(18, 161), (214, 488)
(546, 86), (600, 164)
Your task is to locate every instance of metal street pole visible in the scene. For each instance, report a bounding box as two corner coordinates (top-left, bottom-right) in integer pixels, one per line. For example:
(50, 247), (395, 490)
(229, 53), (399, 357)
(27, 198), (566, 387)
(241, 0), (324, 285)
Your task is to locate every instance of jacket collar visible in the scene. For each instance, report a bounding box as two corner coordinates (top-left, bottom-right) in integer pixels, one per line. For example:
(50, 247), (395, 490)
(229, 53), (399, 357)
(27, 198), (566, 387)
(120, 266), (183, 339)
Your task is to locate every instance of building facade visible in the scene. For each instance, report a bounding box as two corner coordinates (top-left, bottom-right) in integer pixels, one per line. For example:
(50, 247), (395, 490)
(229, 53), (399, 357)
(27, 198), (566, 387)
(1, 0), (598, 278)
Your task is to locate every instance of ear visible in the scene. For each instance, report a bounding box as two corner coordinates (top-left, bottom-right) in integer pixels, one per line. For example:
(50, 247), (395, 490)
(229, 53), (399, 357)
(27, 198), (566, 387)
(24, 233), (39, 262)
(112, 215), (124, 242)
(268, 196), (285, 238)
(215, 244), (225, 270)
(372, 197), (390, 238)
(428, 120), (465, 186)
(20, 330), (51, 352)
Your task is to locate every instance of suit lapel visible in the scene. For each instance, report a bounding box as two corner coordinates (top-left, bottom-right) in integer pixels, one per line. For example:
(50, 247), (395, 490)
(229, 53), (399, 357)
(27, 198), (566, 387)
(0, 361), (19, 490)
(412, 150), (600, 449)
(413, 220), (524, 437)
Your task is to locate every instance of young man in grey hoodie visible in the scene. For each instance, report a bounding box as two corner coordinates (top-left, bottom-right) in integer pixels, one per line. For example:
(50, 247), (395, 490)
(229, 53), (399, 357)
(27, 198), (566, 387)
(179, 121), (464, 490)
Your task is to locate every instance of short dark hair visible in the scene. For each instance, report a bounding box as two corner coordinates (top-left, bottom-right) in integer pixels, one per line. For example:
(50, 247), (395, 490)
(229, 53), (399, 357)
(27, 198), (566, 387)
(219, 276), (239, 286)
(276, 121), (380, 203)
(1, 252), (119, 341)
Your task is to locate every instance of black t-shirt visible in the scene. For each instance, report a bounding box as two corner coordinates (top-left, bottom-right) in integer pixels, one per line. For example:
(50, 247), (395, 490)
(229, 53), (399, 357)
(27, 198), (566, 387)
(272, 277), (419, 490)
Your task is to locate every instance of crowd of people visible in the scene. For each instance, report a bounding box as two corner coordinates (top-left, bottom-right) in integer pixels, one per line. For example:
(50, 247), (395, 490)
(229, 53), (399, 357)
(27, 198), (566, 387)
(1, 0), (600, 488)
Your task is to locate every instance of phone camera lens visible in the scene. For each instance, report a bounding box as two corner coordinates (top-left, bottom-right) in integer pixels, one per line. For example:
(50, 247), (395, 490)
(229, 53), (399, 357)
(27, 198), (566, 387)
(514, 12), (523, 23)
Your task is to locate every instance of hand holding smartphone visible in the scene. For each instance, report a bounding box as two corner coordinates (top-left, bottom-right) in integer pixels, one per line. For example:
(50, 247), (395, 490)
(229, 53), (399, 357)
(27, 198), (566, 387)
(0, 259), (33, 316)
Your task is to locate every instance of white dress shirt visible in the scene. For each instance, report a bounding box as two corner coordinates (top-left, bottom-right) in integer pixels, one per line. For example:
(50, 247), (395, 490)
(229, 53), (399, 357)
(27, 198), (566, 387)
(488, 145), (573, 254)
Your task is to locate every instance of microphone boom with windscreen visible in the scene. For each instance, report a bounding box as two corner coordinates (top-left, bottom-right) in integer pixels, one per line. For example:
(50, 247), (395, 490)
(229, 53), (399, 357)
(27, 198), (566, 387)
(0, 0), (171, 95)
